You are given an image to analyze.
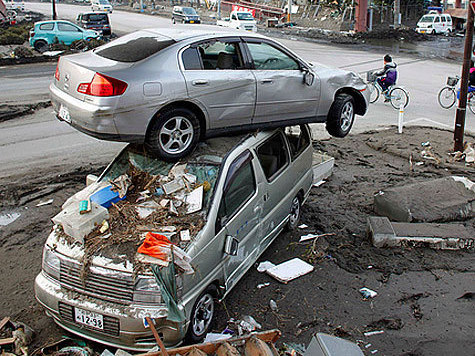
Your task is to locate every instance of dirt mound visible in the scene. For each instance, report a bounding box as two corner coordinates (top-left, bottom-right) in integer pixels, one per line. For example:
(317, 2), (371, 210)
(355, 28), (430, 42)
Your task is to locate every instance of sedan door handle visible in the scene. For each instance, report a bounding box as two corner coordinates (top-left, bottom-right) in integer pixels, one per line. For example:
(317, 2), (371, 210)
(192, 79), (209, 86)
(261, 79), (273, 84)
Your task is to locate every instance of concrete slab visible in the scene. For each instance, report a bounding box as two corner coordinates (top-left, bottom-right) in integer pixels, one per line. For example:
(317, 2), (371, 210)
(374, 176), (475, 222)
(367, 216), (474, 249)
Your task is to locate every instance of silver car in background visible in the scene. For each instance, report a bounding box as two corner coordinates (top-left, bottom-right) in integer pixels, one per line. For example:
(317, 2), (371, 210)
(50, 28), (369, 161)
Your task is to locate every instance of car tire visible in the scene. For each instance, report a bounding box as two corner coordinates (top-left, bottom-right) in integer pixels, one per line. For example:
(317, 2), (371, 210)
(33, 40), (48, 53)
(145, 107), (200, 161)
(286, 195), (301, 231)
(326, 93), (355, 138)
(185, 285), (216, 344)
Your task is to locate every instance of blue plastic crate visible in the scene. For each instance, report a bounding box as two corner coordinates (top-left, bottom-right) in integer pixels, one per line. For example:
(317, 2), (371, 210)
(90, 185), (125, 208)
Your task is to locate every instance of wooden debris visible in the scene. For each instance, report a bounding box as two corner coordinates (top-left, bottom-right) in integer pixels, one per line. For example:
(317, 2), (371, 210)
(0, 317), (10, 330)
(0, 337), (15, 346)
(244, 336), (275, 356)
(186, 347), (207, 356)
(216, 342), (240, 356)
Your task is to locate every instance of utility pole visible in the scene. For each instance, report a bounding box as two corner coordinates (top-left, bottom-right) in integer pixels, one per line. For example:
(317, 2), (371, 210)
(454, 2), (474, 152)
(217, 0), (221, 19)
(52, 0), (57, 20)
(393, 0), (400, 28)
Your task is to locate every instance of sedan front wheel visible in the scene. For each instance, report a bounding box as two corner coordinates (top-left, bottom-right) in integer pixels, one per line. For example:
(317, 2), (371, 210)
(145, 107), (200, 161)
(326, 94), (355, 138)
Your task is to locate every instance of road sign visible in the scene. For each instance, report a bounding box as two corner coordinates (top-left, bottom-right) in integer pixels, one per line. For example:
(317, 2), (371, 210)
(471, 1), (475, 13)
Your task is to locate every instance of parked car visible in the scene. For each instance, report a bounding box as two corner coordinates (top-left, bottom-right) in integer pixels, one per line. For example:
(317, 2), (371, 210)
(5, 0), (25, 12)
(217, 10), (257, 32)
(35, 125), (314, 350)
(50, 29), (369, 161)
(416, 11), (452, 34)
(172, 6), (201, 24)
(76, 12), (111, 36)
(91, 0), (113, 13)
(29, 20), (100, 52)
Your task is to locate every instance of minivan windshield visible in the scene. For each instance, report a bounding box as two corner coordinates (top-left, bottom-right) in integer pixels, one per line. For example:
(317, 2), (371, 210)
(95, 31), (175, 62)
(237, 12), (254, 20)
(99, 0), (110, 4)
(182, 7), (197, 15)
(420, 15), (435, 22)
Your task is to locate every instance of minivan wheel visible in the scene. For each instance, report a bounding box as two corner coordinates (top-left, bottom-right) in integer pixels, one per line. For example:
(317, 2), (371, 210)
(326, 93), (355, 138)
(34, 40), (48, 53)
(186, 285), (216, 344)
(145, 107), (200, 161)
(286, 195), (301, 231)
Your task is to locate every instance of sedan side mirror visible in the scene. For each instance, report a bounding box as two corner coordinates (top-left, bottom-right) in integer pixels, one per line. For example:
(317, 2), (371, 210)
(303, 71), (315, 86)
(224, 235), (239, 256)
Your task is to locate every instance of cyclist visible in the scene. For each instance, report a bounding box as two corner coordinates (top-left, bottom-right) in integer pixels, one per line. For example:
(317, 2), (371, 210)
(374, 54), (398, 101)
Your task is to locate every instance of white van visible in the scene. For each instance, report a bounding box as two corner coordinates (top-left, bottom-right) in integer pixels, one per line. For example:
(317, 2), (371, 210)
(416, 11), (452, 34)
(91, 0), (113, 13)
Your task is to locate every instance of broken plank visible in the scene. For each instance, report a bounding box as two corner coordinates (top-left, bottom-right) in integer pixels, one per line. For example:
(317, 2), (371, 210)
(0, 337), (15, 346)
(0, 317), (10, 330)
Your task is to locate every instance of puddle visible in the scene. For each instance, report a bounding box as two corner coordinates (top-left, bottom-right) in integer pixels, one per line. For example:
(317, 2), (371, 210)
(0, 212), (21, 226)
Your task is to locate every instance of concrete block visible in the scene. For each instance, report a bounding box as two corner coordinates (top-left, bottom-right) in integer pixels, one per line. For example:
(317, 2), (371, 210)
(374, 176), (475, 223)
(312, 152), (334, 185)
(367, 216), (396, 247)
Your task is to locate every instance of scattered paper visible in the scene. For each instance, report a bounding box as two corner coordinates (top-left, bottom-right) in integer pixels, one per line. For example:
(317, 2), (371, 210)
(359, 287), (377, 299)
(180, 229), (191, 242)
(364, 330), (384, 337)
(0, 212), (21, 226)
(300, 233), (319, 242)
(99, 220), (109, 234)
(266, 258), (314, 284)
(313, 180), (326, 187)
(298, 224), (308, 229)
(185, 185), (203, 214)
(160, 199), (170, 208)
(204, 333), (232, 343)
(183, 173), (197, 184)
(36, 199), (54, 207)
(136, 200), (160, 219)
(257, 261), (275, 273)
(169, 201), (178, 215)
(158, 226), (176, 232)
(162, 178), (185, 195)
(169, 163), (187, 178)
(257, 282), (270, 289)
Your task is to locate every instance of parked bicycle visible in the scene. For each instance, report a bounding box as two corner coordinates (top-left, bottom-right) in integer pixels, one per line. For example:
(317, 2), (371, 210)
(437, 75), (475, 114)
(366, 71), (410, 109)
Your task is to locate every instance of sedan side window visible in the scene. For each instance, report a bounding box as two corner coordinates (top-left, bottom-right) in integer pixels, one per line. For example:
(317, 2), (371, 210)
(284, 125), (310, 159)
(217, 151), (256, 226)
(256, 132), (289, 181)
(182, 47), (202, 70)
(246, 42), (299, 70)
(39, 23), (54, 30)
(196, 40), (244, 70)
(58, 22), (81, 32)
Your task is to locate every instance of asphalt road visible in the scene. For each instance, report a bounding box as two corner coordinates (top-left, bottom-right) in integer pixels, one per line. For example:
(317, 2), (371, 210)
(1, 2), (474, 178)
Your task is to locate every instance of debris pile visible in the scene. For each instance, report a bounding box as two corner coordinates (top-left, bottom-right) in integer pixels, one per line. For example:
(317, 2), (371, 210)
(0, 317), (34, 356)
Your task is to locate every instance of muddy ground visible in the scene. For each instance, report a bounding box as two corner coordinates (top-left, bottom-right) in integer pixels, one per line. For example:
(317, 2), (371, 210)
(0, 126), (474, 355)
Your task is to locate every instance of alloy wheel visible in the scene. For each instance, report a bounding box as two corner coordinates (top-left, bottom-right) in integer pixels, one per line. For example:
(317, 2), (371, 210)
(159, 116), (194, 155)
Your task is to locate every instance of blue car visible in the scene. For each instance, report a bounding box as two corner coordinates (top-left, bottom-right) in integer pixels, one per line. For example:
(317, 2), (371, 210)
(29, 20), (100, 52)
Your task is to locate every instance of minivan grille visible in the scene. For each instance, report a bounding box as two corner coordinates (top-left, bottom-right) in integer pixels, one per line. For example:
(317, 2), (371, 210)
(59, 260), (134, 303)
(58, 302), (120, 336)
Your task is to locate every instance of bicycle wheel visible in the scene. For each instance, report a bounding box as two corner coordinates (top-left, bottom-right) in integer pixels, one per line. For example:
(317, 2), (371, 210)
(438, 86), (456, 109)
(389, 87), (409, 109)
(368, 82), (380, 103)
(468, 92), (475, 114)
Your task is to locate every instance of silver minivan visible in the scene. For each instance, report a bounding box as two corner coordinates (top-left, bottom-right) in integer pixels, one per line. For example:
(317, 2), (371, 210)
(35, 125), (314, 350)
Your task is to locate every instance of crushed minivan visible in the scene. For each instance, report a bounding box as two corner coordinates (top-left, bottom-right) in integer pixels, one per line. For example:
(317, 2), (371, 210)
(35, 126), (316, 350)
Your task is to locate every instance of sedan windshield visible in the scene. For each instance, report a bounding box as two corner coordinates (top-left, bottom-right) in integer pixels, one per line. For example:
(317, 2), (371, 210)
(183, 7), (197, 15)
(237, 12), (254, 20)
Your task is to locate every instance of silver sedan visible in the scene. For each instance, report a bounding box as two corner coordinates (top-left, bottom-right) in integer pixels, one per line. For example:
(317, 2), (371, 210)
(50, 28), (369, 160)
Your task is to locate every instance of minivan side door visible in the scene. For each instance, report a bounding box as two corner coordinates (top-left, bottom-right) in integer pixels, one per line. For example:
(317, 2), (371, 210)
(243, 38), (319, 124)
(216, 150), (263, 291)
(180, 38), (256, 131)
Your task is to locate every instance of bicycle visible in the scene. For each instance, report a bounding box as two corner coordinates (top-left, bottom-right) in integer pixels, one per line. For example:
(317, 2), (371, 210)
(366, 71), (410, 110)
(437, 75), (475, 114)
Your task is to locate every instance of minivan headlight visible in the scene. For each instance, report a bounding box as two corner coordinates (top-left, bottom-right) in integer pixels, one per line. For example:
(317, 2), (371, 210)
(42, 247), (60, 280)
(133, 278), (161, 304)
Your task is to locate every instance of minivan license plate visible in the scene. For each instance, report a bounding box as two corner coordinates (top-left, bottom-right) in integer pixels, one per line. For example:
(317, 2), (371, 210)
(58, 105), (71, 123)
(190, 20), (194, 23)
(74, 308), (104, 330)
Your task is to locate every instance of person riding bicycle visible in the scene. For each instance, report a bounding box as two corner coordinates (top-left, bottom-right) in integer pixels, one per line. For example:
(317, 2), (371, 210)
(374, 54), (398, 101)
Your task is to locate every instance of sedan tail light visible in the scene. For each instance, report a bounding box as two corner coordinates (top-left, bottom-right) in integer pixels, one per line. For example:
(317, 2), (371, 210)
(77, 73), (128, 97)
(54, 59), (60, 81)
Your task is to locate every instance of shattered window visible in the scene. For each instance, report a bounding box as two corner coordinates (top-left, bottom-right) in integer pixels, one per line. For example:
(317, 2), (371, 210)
(284, 125), (310, 159)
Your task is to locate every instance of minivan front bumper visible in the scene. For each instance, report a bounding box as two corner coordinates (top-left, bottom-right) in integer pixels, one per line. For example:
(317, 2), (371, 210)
(35, 272), (186, 351)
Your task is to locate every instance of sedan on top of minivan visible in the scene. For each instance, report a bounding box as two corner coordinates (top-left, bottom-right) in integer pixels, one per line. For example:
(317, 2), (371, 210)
(50, 28), (369, 161)
(35, 125), (314, 350)
(30, 20), (100, 52)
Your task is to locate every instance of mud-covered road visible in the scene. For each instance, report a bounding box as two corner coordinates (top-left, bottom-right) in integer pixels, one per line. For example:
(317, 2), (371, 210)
(1, 125), (473, 355)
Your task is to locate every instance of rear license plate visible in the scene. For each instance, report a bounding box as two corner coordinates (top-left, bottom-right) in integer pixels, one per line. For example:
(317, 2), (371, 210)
(58, 105), (71, 123)
(190, 20), (194, 23)
(74, 307), (104, 330)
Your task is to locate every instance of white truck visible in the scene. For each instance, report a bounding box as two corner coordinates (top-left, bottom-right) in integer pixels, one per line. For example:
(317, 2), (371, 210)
(217, 10), (257, 32)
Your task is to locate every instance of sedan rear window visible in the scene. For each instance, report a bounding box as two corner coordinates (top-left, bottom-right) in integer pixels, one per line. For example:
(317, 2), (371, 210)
(85, 13), (109, 23)
(96, 31), (175, 62)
